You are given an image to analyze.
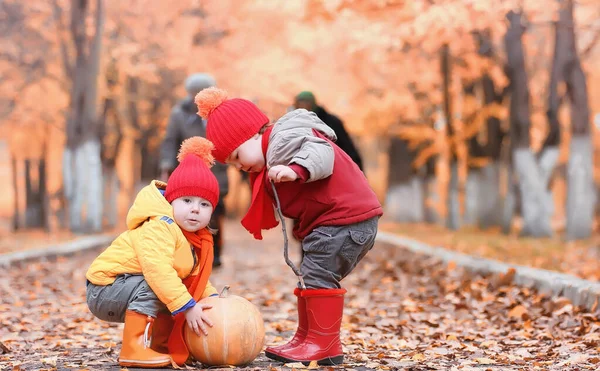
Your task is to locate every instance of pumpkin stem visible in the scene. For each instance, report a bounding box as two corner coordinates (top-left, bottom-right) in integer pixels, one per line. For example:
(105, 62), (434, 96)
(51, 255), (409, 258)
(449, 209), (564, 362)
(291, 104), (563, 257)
(219, 285), (230, 298)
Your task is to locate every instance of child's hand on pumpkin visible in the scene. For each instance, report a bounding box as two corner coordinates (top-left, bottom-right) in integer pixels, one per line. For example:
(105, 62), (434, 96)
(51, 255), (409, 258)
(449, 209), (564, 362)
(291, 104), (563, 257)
(185, 302), (214, 336)
(268, 165), (298, 183)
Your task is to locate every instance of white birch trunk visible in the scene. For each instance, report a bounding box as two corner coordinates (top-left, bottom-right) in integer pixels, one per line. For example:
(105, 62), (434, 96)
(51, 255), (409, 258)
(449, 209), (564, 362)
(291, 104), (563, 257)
(385, 177), (424, 223)
(501, 165), (516, 234)
(565, 135), (595, 240)
(463, 170), (480, 226)
(424, 175), (442, 224)
(84, 139), (103, 232)
(477, 162), (502, 229)
(62, 147), (80, 231)
(103, 166), (119, 228)
(513, 147), (558, 237)
(446, 163), (460, 230)
(64, 140), (103, 233)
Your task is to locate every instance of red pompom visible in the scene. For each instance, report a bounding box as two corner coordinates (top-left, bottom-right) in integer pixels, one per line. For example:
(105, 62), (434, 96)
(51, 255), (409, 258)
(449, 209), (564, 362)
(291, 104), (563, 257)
(195, 87), (228, 119)
(177, 137), (215, 167)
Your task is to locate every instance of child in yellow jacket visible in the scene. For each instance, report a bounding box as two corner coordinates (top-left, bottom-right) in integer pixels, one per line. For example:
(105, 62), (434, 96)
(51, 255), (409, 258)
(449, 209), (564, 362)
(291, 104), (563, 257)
(86, 137), (220, 367)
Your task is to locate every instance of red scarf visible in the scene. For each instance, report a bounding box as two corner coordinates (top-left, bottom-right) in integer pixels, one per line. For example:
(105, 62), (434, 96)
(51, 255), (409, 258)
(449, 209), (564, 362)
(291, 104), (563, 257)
(168, 228), (214, 366)
(241, 126), (278, 240)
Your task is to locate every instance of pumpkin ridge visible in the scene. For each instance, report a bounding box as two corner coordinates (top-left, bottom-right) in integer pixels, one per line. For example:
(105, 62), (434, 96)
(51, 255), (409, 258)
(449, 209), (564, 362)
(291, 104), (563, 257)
(222, 304), (229, 364)
(252, 306), (262, 357)
(202, 331), (211, 365)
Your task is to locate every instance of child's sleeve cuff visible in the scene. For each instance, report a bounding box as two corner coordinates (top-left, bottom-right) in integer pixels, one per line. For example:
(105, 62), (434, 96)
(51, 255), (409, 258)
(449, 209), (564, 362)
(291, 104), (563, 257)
(289, 164), (309, 182)
(172, 298), (196, 315)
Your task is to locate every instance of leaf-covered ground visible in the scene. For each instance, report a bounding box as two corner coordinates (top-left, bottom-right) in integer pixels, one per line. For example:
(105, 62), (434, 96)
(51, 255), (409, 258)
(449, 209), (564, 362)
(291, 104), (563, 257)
(382, 222), (600, 282)
(1, 220), (599, 370)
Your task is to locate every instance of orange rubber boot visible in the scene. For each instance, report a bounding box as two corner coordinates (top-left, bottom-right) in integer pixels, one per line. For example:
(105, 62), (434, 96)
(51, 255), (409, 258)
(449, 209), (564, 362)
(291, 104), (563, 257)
(118, 310), (172, 368)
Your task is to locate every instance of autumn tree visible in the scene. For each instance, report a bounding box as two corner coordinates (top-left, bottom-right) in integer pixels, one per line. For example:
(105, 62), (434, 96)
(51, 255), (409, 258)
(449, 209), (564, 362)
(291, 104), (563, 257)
(503, 10), (557, 237)
(1, 0), (60, 231)
(460, 30), (507, 229)
(51, 0), (105, 233)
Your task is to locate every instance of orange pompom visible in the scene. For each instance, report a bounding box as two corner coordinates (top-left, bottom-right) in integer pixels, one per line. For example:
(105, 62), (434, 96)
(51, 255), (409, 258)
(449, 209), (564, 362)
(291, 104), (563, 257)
(195, 87), (228, 119)
(177, 137), (215, 167)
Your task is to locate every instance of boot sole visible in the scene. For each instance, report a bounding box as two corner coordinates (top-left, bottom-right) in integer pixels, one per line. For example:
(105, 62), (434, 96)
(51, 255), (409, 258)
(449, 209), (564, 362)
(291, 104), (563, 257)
(119, 358), (171, 367)
(265, 350), (343, 366)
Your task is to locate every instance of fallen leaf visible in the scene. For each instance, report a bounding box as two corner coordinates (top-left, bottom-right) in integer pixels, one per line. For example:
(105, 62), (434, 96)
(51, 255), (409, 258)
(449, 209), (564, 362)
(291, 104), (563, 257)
(170, 359), (182, 369)
(480, 340), (497, 348)
(285, 362), (306, 369)
(515, 348), (533, 358)
(508, 305), (528, 320)
(40, 356), (57, 367)
(0, 340), (10, 354)
(432, 347), (450, 355)
(413, 353), (425, 361)
(554, 304), (573, 316)
(475, 357), (496, 364)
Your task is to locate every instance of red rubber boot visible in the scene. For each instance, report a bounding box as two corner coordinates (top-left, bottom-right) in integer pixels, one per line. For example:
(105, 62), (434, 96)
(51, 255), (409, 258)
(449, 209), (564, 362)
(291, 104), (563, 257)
(267, 288), (346, 366)
(265, 288), (307, 358)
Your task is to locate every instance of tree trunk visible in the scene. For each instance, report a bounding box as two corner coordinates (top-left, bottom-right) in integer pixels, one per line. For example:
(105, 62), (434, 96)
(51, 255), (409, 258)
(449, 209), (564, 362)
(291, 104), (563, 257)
(464, 170), (479, 226)
(504, 10), (554, 237)
(38, 157), (49, 231)
(477, 71), (506, 228)
(103, 166), (119, 228)
(385, 137), (424, 222)
(11, 154), (20, 231)
(140, 98), (163, 181)
(446, 164), (461, 230)
(562, 0), (595, 240)
(477, 162), (502, 228)
(140, 136), (159, 181)
(24, 159), (44, 228)
(99, 92), (123, 229)
(501, 166), (517, 234)
(473, 30), (508, 229)
(423, 154), (441, 224)
(440, 44), (460, 230)
(63, 0), (104, 233)
(463, 83), (482, 226)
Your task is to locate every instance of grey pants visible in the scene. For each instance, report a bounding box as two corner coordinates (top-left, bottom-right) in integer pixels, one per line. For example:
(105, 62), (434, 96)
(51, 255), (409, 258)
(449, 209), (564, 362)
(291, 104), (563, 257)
(300, 216), (379, 289)
(86, 274), (167, 323)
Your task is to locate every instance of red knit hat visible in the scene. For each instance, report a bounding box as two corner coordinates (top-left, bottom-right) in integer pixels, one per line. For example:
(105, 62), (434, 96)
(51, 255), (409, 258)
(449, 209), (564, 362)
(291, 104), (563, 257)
(164, 137), (219, 207)
(195, 87), (269, 163)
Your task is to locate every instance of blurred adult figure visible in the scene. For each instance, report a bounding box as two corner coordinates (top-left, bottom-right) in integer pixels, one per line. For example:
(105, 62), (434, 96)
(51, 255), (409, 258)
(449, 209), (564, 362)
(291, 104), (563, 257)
(160, 73), (228, 267)
(294, 91), (364, 171)
(292, 91), (365, 259)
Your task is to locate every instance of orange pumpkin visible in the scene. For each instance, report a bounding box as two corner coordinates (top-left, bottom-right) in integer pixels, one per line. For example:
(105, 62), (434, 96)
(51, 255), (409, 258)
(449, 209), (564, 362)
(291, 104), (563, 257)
(184, 285), (265, 366)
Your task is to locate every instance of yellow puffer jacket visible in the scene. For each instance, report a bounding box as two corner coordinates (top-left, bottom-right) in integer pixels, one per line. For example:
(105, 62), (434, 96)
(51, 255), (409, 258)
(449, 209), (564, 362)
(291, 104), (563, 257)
(86, 180), (217, 313)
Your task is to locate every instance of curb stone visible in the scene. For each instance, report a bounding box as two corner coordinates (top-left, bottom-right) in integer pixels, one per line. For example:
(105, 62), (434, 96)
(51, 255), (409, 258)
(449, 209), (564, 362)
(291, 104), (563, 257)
(376, 231), (600, 311)
(0, 234), (114, 267)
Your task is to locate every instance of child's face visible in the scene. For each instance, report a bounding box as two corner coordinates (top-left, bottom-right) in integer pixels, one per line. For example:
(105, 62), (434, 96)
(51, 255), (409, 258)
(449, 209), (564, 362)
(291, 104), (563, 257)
(171, 196), (213, 232)
(226, 134), (265, 173)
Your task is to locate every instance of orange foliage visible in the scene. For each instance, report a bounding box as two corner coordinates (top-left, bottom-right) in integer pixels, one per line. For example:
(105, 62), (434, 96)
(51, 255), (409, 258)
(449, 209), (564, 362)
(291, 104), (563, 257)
(0, 0), (599, 221)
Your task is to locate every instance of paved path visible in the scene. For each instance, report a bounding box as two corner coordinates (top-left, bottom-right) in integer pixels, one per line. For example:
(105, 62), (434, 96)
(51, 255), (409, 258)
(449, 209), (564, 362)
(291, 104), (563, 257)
(1, 220), (598, 370)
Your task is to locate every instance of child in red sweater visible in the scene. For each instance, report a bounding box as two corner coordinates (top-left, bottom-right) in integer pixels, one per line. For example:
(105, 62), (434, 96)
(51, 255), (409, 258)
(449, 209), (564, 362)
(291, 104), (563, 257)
(195, 88), (382, 366)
